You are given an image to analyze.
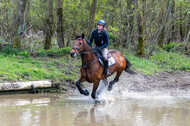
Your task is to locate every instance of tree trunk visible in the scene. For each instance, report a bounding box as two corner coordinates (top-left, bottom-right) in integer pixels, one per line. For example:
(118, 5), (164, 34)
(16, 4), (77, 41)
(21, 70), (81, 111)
(18, 0), (28, 36)
(0, 81), (52, 91)
(1, 17), (4, 49)
(168, 0), (175, 43)
(184, 13), (190, 42)
(44, 0), (54, 50)
(127, 0), (135, 45)
(157, 0), (172, 48)
(57, 0), (65, 48)
(179, 1), (184, 41)
(87, 0), (97, 38)
(136, 0), (145, 57)
(13, 0), (29, 48)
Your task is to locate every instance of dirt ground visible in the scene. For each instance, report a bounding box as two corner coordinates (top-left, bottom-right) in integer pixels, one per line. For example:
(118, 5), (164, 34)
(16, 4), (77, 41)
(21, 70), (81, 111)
(119, 71), (190, 97)
(66, 71), (190, 97)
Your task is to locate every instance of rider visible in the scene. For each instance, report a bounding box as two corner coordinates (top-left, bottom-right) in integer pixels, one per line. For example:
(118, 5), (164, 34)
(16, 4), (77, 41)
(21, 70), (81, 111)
(89, 20), (111, 76)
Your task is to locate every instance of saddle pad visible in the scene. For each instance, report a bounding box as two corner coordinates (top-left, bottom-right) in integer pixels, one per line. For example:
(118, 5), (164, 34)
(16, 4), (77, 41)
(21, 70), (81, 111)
(108, 56), (116, 67)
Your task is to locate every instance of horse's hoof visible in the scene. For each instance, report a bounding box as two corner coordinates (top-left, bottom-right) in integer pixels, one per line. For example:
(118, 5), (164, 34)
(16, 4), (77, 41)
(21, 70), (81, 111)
(91, 93), (96, 99)
(108, 85), (112, 91)
(83, 90), (89, 96)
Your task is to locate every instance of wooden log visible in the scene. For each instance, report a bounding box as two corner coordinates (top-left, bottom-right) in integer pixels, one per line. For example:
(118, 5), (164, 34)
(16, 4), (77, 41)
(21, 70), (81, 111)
(0, 81), (52, 91)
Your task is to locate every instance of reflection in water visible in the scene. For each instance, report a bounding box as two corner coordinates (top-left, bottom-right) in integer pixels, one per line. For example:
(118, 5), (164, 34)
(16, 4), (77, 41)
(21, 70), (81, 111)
(0, 94), (190, 126)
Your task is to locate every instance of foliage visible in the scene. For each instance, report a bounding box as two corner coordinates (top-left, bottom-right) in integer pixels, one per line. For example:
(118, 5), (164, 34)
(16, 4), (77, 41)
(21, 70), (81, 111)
(0, 0), (189, 83)
(163, 42), (187, 53)
(37, 47), (72, 57)
(0, 46), (30, 58)
(0, 45), (71, 58)
(150, 50), (190, 71)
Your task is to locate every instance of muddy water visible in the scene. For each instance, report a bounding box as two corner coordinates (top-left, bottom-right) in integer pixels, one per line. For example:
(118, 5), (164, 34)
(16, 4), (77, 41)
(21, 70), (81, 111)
(0, 93), (190, 126)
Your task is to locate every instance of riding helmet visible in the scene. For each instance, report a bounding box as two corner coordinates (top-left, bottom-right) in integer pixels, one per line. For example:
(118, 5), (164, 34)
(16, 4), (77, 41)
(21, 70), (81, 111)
(97, 20), (106, 26)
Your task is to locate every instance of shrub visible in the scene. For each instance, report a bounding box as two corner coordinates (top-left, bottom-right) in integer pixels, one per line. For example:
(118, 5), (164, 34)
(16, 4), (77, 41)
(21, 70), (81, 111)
(1, 46), (21, 55)
(163, 42), (186, 53)
(37, 47), (72, 57)
(151, 50), (190, 71)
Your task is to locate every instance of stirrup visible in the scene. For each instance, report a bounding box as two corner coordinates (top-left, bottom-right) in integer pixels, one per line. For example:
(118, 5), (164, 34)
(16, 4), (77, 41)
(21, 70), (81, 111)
(105, 69), (111, 76)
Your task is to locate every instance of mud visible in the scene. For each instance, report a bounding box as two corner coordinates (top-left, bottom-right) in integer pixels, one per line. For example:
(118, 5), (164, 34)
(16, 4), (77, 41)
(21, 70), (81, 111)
(119, 71), (190, 97)
(67, 71), (190, 98)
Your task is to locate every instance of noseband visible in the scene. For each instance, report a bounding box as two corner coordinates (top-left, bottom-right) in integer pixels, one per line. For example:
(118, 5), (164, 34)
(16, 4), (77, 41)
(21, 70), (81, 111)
(72, 39), (94, 54)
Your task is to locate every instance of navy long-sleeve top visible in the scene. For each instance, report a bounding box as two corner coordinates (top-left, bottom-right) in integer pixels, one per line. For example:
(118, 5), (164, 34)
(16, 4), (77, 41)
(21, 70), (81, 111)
(89, 29), (109, 49)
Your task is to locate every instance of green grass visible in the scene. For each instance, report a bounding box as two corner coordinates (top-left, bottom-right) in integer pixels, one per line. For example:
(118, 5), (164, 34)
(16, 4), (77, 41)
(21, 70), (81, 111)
(150, 50), (190, 72)
(0, 55), (80, 83)
(123, 48), (190, 74)
(127, 55), (163, 74)
(0, 45), (189, 82)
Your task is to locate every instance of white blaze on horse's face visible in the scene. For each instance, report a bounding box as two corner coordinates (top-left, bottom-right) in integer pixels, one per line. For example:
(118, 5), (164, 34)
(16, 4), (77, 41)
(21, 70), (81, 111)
(70, 39), (84, 58)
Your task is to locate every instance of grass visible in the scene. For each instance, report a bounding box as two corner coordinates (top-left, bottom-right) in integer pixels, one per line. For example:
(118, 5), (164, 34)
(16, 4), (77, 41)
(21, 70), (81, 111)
(0, 54), (81, 83)
(126, 54), (163, 74)
(150, 50), (190, 71)
(0, 45), (189, 83)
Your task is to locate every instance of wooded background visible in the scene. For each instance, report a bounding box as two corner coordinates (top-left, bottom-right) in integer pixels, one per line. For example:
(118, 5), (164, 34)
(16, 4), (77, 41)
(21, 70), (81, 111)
(0, 0), (189, 57)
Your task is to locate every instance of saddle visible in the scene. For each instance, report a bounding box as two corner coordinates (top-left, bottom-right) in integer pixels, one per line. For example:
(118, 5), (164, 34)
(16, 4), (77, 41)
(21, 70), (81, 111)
(94, 49), (116, 67)
(85, 38), (116, 67)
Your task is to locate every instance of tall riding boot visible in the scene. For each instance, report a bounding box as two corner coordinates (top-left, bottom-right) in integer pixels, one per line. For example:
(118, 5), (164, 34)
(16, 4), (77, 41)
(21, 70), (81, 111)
(104, 60), (111, 76)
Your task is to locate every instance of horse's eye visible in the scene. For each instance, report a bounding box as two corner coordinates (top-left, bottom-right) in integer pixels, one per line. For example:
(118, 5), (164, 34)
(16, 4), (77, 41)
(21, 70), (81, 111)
(79, 42), (82, 45)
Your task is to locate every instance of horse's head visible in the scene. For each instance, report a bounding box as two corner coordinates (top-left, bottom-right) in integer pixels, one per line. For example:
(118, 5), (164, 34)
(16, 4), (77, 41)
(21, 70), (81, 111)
(70, 33), (86, 57)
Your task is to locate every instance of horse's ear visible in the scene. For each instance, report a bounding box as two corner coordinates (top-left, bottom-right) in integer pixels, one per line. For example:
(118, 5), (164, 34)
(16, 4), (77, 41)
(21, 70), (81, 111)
(81, 33), (85, 39)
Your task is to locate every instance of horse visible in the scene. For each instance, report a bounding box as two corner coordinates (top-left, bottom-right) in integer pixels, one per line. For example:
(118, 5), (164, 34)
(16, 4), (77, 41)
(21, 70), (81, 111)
(70, 33), (135, 99)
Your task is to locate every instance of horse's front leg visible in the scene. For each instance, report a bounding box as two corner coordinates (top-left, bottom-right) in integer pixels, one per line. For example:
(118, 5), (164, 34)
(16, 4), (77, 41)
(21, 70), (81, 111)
(96, 79), (108, 96)
(91, 81), (100, 99)
(76, 79), (89, 96)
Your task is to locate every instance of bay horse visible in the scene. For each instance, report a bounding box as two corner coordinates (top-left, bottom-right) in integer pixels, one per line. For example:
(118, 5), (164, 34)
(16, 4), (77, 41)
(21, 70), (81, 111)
(70, 33), (135, 99)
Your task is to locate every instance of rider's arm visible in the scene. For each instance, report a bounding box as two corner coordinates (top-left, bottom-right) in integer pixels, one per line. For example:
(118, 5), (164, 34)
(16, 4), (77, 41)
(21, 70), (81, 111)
(99, 31), (109, 49)
(89, 31), (94, 47)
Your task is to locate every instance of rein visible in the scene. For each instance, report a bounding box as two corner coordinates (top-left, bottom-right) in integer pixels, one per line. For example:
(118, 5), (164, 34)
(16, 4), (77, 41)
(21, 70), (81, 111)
(73, 38), (98, 82)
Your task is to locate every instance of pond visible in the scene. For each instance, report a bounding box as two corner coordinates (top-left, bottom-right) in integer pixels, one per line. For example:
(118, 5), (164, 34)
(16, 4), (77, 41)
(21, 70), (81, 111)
(0, 92), (190, 126)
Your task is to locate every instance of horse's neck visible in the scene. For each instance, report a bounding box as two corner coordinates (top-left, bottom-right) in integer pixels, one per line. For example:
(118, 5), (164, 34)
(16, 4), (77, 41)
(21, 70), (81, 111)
(81, 43), (96, 64)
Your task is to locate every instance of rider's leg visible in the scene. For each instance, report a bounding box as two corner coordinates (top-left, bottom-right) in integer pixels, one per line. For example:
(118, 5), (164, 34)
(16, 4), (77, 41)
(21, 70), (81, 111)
(101, 48), (111, 76)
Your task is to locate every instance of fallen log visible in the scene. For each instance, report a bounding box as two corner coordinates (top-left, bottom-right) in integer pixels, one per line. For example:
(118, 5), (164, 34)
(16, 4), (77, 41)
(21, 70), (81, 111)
(0, 80), (52, 91)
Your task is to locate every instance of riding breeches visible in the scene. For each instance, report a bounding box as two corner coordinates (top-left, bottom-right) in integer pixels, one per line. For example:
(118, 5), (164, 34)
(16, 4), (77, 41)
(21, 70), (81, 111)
(94, 46), (108, 61)
(101, 48), (108, 61)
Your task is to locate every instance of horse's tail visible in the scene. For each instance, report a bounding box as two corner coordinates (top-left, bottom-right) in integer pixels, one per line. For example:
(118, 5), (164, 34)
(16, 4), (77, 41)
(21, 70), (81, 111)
(124, 57), (136, 74)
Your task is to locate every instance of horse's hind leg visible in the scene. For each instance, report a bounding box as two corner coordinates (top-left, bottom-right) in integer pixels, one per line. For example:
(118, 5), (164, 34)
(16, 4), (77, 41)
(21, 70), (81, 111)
(108, 69), (124, 91)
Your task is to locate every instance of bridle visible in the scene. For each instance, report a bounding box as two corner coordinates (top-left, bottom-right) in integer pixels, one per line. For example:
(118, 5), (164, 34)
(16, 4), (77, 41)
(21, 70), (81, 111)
(72, 38), (98, 82)
(72, 38), (94, 54)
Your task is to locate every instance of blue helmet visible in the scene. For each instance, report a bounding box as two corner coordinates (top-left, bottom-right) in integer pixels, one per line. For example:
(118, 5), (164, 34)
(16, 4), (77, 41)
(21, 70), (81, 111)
(97, 20), (106, 26)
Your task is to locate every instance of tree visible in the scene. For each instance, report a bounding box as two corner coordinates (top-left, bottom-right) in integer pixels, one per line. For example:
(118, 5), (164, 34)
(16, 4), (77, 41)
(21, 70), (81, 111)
(168, 0), (175, 43)
(57, 0), (65, 48)
(157, 0), (172, 47)
(126, 0), (135, 45)
(136, 0), (145, 57)
(13, 0), (29, 48)
(44, 0), (54, 50)
(87, 0), (97, 38)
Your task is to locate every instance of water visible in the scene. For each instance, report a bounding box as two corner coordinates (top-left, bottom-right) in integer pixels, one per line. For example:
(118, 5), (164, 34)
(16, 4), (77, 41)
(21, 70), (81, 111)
(0, 92), (190, 126)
